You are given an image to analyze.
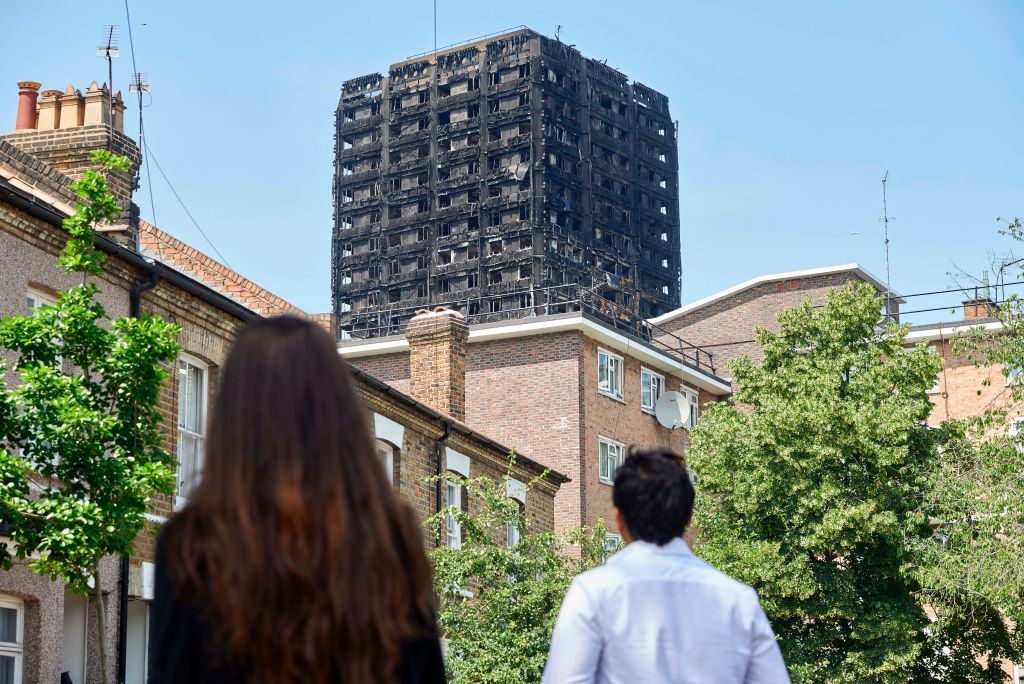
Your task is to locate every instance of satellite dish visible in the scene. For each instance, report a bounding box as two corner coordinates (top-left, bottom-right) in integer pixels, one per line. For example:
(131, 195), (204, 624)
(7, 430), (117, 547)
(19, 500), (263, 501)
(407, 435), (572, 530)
(655, 391), (690, 430)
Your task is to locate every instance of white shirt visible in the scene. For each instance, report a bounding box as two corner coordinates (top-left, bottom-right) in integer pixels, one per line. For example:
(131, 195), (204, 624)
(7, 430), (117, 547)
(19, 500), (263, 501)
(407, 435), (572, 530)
(543, 538), (790, 684)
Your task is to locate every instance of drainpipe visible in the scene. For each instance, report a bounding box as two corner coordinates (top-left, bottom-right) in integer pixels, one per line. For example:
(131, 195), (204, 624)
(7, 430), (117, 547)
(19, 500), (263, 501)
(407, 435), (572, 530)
(434, 419), (451, 543)
(117, 267), (160, 684)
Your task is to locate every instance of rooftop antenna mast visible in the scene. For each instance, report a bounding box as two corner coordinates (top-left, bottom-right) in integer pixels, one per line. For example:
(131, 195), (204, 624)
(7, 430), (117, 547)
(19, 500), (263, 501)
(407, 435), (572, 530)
(128, 72), (148, 148)
(881, 171), (894, 322)
(97, 25), (120, 151)
(556, 24), (563, 42)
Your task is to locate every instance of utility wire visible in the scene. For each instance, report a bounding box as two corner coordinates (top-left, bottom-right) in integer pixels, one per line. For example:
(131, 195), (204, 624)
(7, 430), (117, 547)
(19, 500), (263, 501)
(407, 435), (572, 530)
(141, 119), (157, 227)
(896, 280), (1024, 300)
(143, 139), (234, 269)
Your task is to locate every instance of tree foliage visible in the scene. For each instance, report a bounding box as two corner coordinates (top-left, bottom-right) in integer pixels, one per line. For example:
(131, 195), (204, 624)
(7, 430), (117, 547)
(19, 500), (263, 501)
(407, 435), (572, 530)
(426, 457), (610, 684)
(926, 215), (1024, 652)
(688, 282), (1018, 682)
(0, 150), (180, 684)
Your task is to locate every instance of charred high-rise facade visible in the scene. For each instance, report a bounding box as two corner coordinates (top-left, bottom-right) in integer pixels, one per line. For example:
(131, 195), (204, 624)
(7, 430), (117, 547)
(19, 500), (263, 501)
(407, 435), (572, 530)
(333, 28), (681, 338)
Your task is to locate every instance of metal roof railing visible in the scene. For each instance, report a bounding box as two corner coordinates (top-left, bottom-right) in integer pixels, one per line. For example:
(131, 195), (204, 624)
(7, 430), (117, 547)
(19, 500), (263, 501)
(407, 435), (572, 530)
(340, 284), (716, 375)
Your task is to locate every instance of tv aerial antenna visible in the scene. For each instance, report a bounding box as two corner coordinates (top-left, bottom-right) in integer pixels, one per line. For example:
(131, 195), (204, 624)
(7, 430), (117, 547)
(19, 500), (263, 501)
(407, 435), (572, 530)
(129, 72), (149, 147)
(881, 171), (895, 322)
(97, 25), (120, 150)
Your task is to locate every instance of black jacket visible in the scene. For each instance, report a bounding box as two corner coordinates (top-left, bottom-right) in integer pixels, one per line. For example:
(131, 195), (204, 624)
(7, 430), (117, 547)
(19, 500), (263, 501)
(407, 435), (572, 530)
(148, 542), (447, 683)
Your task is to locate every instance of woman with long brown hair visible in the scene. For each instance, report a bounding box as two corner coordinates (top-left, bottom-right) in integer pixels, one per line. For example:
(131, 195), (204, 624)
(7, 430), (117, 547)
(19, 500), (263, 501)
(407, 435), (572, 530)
(149, 316), (444, 683)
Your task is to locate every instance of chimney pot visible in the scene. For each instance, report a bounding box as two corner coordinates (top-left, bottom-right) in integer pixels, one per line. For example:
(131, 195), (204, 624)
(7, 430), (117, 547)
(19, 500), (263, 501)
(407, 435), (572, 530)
(36, 89), (63, 131)
(15, 81), (41, 130)
(59, 88), (84, 129)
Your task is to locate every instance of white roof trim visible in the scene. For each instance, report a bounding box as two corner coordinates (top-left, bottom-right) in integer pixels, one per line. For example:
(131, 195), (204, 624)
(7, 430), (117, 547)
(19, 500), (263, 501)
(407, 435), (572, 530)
(904, 320), (1003, 344)
(339, 316), (731, 395)
(650, 263), (903, 325)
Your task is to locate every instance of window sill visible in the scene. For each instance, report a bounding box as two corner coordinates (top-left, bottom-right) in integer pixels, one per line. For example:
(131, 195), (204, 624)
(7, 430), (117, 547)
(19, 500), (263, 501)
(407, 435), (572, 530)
(599, 477), (614, 487)
(641, 406), (656, 415)
(598, 390), (626, 404)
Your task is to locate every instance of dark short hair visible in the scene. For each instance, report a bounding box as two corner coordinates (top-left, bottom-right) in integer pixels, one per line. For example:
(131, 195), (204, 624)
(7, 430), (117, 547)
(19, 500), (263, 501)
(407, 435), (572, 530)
(612, 447), (695, 546)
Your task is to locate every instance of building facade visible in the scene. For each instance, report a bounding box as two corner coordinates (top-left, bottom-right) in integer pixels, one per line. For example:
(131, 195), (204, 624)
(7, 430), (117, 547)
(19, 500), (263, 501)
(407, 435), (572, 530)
(650, 264), (902, 389)
(334, 28), (681, 338)
(1, 81), (562, 684)
(342, 311), (730, 543)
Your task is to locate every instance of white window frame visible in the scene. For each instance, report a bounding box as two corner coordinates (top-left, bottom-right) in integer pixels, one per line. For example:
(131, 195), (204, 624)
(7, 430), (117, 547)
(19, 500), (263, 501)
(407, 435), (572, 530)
(603, 533), (622, 556)
(640, 367), (665, 413)
(445, 476), (463, 549)
(681, 387), (700, 429)
(1015, 664), (1024, 684)
(376, 439), (397, 485)
(176, 355), (208, 510)
(0, 595), (24, 684)
(598, 348), (625, 402)
(599, 436), (625, 485)
(506, 501), (524, 547)
(25, 287), (55, 315)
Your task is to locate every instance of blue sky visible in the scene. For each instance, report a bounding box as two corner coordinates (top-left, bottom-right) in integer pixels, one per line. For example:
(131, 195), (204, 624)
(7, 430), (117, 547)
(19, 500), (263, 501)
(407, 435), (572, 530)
(5, 1), (1023, 322)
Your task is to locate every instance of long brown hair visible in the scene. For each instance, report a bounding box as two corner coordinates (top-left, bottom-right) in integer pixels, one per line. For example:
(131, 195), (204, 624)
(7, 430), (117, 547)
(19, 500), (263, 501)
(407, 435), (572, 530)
(162, 316), (435, 683)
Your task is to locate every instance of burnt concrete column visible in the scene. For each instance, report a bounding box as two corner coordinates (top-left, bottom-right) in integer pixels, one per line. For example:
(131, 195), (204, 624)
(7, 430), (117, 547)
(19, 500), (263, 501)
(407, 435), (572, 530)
(406, 307), (468, 421)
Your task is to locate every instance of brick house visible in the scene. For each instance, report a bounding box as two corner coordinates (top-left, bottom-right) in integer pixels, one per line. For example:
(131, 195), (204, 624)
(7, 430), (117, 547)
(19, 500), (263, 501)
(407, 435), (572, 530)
(1, 80), (562, 684)
(649, 264), (902, 390)
(341, 310), (731, 545)
(904, 301), (1013, 425)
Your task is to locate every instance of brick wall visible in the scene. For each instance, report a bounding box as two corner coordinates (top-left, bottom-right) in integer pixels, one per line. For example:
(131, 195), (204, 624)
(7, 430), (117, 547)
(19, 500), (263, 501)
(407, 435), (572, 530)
(1, 125), (141, 247)
(355, 378), (561, 544)
(925, 338), (1013, 424)
(578, 336), (697, 533)
(349, 329), (710, 536)
(658, 272), (886, 385)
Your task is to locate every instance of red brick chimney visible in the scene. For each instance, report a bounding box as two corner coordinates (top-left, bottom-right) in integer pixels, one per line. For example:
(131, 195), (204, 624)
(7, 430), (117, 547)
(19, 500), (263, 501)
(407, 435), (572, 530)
(963, 296), (998, 321)
(15, 81), (40, 130)
(406, 307), (468, 421)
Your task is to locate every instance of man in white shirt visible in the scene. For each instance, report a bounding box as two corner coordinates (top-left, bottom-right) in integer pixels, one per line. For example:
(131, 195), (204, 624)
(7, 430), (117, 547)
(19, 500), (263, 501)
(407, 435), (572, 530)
(543, 448), (790, 684)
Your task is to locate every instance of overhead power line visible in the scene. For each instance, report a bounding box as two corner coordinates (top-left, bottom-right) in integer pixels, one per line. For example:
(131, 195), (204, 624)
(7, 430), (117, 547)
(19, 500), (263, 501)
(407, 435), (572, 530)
(142, 139), (234, 269)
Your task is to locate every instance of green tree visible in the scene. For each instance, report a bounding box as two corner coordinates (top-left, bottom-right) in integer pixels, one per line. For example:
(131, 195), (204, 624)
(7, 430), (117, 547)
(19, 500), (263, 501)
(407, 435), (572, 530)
(0, 151), (180, 684)
(920, 215), (1024, 663)
(688, 282), (1015, 682)
(426, 457), (610, 684)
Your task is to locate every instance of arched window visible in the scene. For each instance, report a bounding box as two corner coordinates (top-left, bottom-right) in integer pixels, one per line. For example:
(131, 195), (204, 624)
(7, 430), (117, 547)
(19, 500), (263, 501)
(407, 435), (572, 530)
(0, 595), (24, 684)
(445, 477), (467, 549)
(505, 477), (527, 547)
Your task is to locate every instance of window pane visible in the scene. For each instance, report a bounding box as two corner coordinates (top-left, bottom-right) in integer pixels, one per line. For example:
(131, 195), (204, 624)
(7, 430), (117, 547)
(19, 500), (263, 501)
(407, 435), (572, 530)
(599, 442), (609, 480)
(0, 609), (16, 644)
(177, 361), (188, 428)
(0, 655), (13, 684)
(188, 366), (203, 432)
(641, 372), (651, 407)
(178, 434), (203, 499)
